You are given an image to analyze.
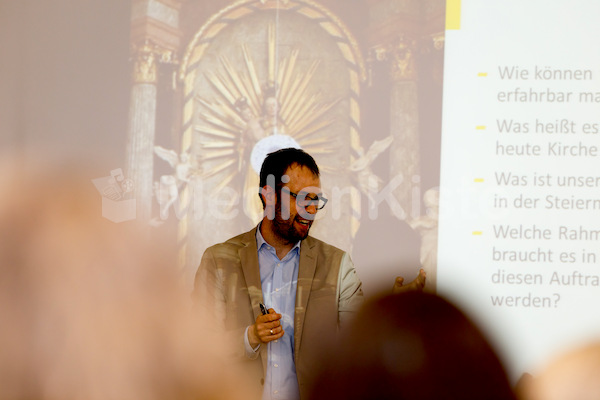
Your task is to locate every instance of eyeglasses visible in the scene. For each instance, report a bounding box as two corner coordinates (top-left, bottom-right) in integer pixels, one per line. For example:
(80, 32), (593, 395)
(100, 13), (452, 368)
(282, 187), (328, 210)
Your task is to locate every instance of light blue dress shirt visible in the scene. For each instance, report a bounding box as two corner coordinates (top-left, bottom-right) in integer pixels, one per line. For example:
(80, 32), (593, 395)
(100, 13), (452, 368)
(251, 226), (301, 400)
(240, 226), (364, 399)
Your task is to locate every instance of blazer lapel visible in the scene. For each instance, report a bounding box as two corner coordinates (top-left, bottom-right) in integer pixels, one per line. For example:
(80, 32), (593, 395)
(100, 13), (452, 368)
(294, 236), (317, 363)
(238, 227), (268, 374)
(238, 227), (263, 318)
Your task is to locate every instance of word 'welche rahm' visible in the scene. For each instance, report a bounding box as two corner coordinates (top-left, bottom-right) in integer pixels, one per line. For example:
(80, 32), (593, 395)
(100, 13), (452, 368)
(492, 224), (600, 241)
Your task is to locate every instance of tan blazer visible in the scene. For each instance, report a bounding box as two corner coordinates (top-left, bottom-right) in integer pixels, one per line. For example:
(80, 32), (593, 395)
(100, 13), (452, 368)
(193, 227), (363, 399)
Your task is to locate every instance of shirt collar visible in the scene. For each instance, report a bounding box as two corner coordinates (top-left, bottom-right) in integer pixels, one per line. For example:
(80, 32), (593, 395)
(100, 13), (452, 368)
(255, 222), (301, 253)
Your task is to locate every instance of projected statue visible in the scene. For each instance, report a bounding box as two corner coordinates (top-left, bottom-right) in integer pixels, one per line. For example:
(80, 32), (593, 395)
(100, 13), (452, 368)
(350, 135), (394, 203)
(408, 188), (439, 291)
(152, 146), (196, 222)
(260, 84), (287, 135)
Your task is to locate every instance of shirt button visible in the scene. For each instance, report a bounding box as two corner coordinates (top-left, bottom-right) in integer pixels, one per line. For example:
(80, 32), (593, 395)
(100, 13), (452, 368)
(274, 340), (278, 343)
(275, 288), (279, 292)
(274, 390), (279, 394)
(274, 363), (279, 368)
(277, 263), (281, 267)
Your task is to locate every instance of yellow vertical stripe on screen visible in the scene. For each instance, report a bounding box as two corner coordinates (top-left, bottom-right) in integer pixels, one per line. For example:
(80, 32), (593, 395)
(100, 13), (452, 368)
(446, 0), (461, 30)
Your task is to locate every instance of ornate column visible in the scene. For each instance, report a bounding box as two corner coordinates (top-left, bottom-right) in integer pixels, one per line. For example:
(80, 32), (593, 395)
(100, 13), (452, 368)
(365, 0), (424, 220)
(126, 0), (183, 222)
(126, 42), (160, 222)
(387, 36), (420, 220)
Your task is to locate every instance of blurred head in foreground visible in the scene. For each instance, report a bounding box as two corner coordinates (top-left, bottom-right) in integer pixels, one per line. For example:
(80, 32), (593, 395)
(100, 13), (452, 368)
(309, 291), (516, 400)
(524, 342), (600, 400)
(0, 161), (245, 400)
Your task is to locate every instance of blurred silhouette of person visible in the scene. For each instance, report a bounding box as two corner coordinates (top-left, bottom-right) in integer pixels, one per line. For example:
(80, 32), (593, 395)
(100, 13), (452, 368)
(308, 291), (516, 400)
(0, 160), (248, 400)
(523, 342), (600, 400)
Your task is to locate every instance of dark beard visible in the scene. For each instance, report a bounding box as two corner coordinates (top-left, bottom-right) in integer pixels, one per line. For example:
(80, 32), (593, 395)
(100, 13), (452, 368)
(272, 202), (308, 244)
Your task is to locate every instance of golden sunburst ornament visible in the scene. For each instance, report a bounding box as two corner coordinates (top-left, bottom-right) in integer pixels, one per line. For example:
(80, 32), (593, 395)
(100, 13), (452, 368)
(194, 21), (340, 191)
(177, 0), (367, 268)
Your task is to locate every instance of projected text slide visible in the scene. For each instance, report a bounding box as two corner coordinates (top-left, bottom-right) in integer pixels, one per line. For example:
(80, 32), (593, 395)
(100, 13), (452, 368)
(438, 0), (600, 376)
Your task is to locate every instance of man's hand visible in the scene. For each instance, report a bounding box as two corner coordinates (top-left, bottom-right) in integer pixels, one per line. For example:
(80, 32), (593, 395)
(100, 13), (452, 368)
(392, 268), (426, 294)
(248, 308), (284, 348)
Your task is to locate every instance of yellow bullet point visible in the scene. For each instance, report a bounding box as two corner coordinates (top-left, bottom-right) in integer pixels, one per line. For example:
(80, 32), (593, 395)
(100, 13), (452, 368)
(477, 72), (488, 77)
(476, 125), (486, 130)
(474, 178), (484, 183)
(472, 231), (483, 236)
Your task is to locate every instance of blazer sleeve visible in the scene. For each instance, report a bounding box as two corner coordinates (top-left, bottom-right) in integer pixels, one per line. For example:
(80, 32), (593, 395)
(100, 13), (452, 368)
(336, 252), (364, 331)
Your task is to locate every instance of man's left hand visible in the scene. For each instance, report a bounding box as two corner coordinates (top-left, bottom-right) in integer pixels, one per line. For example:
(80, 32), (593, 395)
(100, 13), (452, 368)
(392, 268), (426, 294)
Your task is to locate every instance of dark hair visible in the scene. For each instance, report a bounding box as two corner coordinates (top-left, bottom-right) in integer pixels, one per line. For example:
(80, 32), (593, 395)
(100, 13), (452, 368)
(308, 292), (517, 400)
(258, 148), (319, 207)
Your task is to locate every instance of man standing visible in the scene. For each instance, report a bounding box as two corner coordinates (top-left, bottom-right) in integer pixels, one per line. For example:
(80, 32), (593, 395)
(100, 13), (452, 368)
(194, 148), (364, 400)
(194, 148), (424, 400)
